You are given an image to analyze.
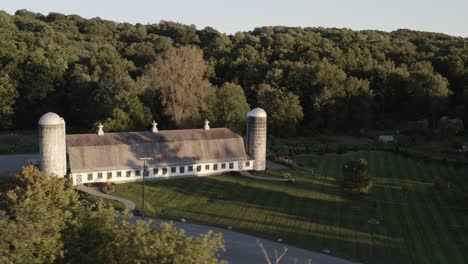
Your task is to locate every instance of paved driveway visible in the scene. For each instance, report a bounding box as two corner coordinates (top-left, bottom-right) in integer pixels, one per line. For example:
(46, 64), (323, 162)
(151, 218), (357, 264)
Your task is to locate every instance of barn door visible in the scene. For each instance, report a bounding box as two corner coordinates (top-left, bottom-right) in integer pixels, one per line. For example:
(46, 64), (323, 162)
(75, 174), (82, 185)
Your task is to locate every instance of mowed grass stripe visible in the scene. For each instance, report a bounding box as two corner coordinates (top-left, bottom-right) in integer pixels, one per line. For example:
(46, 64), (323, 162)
(392, 154), (427, 263)
(326, 155), (344, 256)
(371, 152), (395, 261)
(418, 162), (465, 264)
(374, 153), (407, 261)
(429, 164), (468, 263)
(382, 153), (412, 263)
(403, 155), (441, 263)
(405, 157), (449, 264)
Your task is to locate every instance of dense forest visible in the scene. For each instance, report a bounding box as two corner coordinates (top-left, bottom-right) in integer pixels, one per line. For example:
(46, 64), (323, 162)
(0, 10), (467, 136)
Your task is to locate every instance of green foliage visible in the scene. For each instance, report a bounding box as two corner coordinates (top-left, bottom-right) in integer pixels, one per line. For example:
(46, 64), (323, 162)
(257, 84), (303, 135)
(0, 10), (467, 134)
(342, 158), (372, 195)
(213, 82), (250, 128)
(140, 46), (214, 128)
(0, 166), (226, 263)
(0, 73), (18, 128)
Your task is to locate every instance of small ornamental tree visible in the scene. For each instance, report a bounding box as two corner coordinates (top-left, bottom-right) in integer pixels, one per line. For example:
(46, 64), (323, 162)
(342, 158), (372, 195)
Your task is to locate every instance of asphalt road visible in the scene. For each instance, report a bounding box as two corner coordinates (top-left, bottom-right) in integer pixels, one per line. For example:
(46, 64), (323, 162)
(152, 218), (357, 264)
(0, 153), (40, 175)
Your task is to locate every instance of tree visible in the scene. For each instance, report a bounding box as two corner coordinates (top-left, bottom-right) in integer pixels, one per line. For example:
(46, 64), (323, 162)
(407, 61), (451, 127)
(342, 158), (372, 196)
(213, 82), (250, 128)
(0, 73), (18, 129)
(0, 166), (226, 264)
(331, 77), (374, 129)
(141, 46), (214, 128)
(257, 84), (304, 135)
(309, 60), (374, 129)
(0, 166), (78, 264)
(0, 10), (467, 135)
(100, 96), (152, 132)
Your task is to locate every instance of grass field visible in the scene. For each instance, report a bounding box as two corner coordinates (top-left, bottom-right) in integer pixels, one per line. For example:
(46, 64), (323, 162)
(0, 131), (38, 155)
(113, 152), (468, 264)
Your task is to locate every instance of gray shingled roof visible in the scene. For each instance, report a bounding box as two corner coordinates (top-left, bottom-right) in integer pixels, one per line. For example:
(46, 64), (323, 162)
(67, 128), (251, 173)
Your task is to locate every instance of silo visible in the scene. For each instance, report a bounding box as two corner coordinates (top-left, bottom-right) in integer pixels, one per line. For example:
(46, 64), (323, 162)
(38, 112), (67, 177)
(246, 108), (267, 171)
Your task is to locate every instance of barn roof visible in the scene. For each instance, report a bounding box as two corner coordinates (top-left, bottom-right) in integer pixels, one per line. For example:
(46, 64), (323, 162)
(66, 128), (251, 173)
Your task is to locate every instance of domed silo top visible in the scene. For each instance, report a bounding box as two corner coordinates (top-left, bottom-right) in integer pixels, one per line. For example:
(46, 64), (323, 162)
(247, 108), (267, 118)
(38, 112), (63, 125)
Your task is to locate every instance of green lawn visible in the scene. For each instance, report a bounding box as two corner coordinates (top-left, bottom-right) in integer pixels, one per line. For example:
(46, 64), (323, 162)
(113, 152), (468, 264)
(0, 131), (38, 154)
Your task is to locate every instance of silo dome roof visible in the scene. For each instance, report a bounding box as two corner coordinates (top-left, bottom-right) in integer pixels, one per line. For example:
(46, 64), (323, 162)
(39, 112), (63, 125)
(247, 107), (267, 118)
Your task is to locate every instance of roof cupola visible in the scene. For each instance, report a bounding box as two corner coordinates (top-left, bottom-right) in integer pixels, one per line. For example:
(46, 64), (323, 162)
(203, 119), (210, 130)
(97, 123), (104, 136)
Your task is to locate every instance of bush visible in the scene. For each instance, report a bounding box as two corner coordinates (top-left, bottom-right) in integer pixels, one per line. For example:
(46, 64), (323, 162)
(99, 182), (116, 194)
(342, 158), (372, 195)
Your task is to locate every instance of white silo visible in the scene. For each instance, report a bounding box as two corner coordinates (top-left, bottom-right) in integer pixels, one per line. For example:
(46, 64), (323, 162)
(246, 108), (267, 171)
(38, 112), (67, 177)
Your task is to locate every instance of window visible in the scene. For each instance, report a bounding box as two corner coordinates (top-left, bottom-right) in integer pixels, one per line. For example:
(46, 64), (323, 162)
(135, 170), (141, 176)
(87, 173), (93, 181)
(205, 164), (210, 170)
(171, 167), (176, 173)
(196, 165), (201, 172)
(163, 168), (168, 175)
(126, 170), (131, 177)
(246, 161), (250, 167)
(180, 166), (185, 173)
(117, 171), (122, 177)
(97, 172), (103, 179)
(153, 168), (158, 175)
(188, 165), (194, 172)
(214, 164), (218, 170)
(107, 172), (112, 179)
(229, 163), (234, 169)
(221, 163), (226, 169)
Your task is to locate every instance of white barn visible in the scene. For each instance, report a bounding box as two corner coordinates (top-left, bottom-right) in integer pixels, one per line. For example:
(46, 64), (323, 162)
(37, 108), (267, 185)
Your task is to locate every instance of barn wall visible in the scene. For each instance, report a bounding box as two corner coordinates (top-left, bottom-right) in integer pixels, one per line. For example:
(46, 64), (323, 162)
(71, 160), (253, 185)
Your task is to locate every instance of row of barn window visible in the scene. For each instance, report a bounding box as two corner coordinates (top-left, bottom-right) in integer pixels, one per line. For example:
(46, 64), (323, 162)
(83, 161), (251, 181)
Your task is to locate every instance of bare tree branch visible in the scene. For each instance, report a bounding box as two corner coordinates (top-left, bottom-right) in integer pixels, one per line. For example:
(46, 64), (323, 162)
(256, 239), (272, 264)
(256, 239), (289, 264)
(274, 247), (288, 264)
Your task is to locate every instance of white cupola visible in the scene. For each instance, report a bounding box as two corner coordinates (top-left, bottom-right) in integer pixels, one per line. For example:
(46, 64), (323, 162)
(203, 119), (210, 130)
(152, 121), (158, 134)
(97, 123), (104, 136)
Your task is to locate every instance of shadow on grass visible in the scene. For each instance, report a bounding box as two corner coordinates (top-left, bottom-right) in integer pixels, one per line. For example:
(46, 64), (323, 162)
(114, 161), (461, 264)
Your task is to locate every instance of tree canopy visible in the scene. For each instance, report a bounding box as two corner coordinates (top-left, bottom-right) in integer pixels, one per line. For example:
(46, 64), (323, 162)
(0, 166), (226, 264)
(212, 82), (250, 128)
(0, 10), (467, 135)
